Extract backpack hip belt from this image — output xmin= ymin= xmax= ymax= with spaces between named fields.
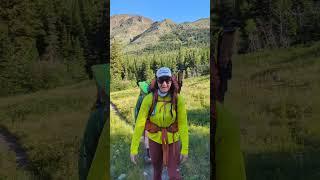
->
xmin=145 ymin=119 xmax=178 ymax=166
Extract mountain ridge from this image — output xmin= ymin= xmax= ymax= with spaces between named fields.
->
xmin=111 ymin=14 xmax=209 ymax=53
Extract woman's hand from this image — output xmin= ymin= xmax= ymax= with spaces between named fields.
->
xmin=180 ymin=154 xmax=188 ymax=164
xmin=130 ymin=154 xmax=137 ymax=165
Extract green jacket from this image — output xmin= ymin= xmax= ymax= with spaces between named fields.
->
xmin=79 ymin=108 xmax=106 ymax=180
xmin=86 ymin=112 xmax=109 ymax=180
xmin=215 ymin=102 xmax=246 ymax=180
xmin=78 ymin=64 xmax=109 ymax=180
xmin=131 ymin=93 xmax=189 ymax=155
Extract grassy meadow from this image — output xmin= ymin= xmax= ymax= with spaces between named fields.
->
xmin=110 ymin=76 xmax=210 ymax=180
xmin=110 ymin=110 xmax=145 ymax=179
xmin=225 ymin=42 xmax=320 ymax=179
xmin=0 ymin=80 xmax=97 ymax=179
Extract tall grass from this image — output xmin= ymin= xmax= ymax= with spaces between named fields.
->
xmin=225 ymin=42 xmax=320 ymax=179
xmin=0 ymin=80 xmax=96 ymax=179
xmin=110 ymin=110 xmax=145 ymax=179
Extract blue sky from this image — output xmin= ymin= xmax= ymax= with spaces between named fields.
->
xmin=110 ymin=0 xmax=210 ymax=23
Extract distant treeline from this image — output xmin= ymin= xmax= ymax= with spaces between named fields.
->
xmin=0 ymin=0 xmax=106 ymax=96
xmin=111 ymin=39 xmax=209 ymax=89
xmin=214 ymin=0 xmax=320 ymax=53
xmin=142 ymin=29 xmax=210 ymax=53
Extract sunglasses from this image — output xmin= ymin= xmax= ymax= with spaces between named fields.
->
xmin=157 ymin=77 xmax=172 ymax=84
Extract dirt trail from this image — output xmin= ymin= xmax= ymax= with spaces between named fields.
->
xmin=110 ymin=102 xmax=131 ymax=125
xmin=0 ymin=126 xmax=29 ymax=168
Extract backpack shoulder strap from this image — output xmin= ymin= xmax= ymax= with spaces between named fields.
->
xmin=148 ymin=90 xmax=158 ymax=119
xmin=174 ymin=94 xmax=178 ymax=122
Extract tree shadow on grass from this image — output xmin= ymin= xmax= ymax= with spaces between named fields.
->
xmin=245 ymin=149 xmax=320 ymax=180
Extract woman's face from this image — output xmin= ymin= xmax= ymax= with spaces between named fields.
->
xmin=157 ymin=76 xmax=172 ymax=93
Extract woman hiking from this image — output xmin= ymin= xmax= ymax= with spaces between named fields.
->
xmin=130 ymin=67 xmax=189 ymax=180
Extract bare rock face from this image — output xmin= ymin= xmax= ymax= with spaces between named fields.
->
xmin=111 ymin=14 xmax=209 ymax=53
xmin=111 ymin=14 xmax=153 ymax=44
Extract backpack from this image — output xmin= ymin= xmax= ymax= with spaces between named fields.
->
xmin=134 ymin=80 xmax=151 ymax=121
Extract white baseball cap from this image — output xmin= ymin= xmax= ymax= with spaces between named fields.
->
xmin=156 ymin=67 xmax=172 ymax=78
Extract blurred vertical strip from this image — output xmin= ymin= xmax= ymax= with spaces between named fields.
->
xmin=102 ymin=0 xmax=109 ymax=64
xmin=87 ymin=64 xmax=110 ymax=180
xmin=210 ymin=1 xmax=217 ymax=179
xmin=79 ymin=0 xmax=110 ymax=179
xmin=210 ymin=0 xmax=243 ymax=180
xmin=86 ymin=0 xmax=110 ymax=178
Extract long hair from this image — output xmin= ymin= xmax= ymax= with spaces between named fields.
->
xmin=149 ymin=75 xmax=179 ymax=117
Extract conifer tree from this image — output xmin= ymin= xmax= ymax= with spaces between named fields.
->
xmin=110 ymin=39 xmax=124 ymax=81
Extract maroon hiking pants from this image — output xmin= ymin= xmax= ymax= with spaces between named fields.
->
xmin=149 ymin=139 xmax=181 ymax=180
